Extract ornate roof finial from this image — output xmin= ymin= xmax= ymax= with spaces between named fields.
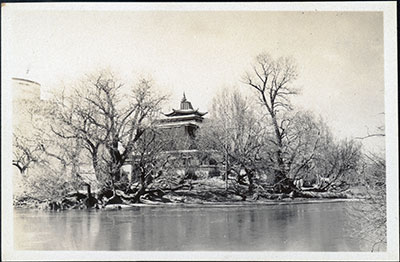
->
xmin=182 ymin=92 xmax=187 ymax=102
xmin=180 ymin=92 xmax=193 ymax=110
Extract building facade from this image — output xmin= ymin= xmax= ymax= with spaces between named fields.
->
xmin=127 ymin=94 xmax=221 ymax=182
xmin=12 ymin=77 xmax=42 ymax=133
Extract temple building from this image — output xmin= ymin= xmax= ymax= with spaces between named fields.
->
xmin=12 ymin=77 xmax=42 ymax=133
xmin=126 ymin=93 xmax=221 ymax=182
xmin=157 ymin=93 xmax=207 ymax=149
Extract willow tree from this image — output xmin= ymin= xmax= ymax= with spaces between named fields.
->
xmin=50 ymin=71 xmax=167 ymax=193
xmin=198 ymin=88 xmax=267 ymax=194
xmin=242 ymin=53 xmax=298 ymax=191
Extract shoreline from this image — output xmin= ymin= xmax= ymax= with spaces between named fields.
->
xmin=13 ymin=189 xmax=365 ymax=210
xmin=23 ymin=197 xmax=361 ymax=210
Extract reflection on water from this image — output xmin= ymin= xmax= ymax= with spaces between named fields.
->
xmin=14 ymin=202 xmax=368 ymax=251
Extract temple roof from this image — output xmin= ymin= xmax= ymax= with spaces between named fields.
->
xmin=163 ymin=93 xmax=208 ymax=117
xmin=163 ymin=108 xmax=207 ymax=117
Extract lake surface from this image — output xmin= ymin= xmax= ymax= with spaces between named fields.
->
xmin=14 ymin=202 xmax=370 ymax=251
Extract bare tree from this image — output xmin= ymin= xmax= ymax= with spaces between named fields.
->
xmin=50 ymin=71 xmax=167 ymax=194
xmin=355 ymin=119 xmax=385 ymax=140
xmin=345 ymin=151 xmax=386 ymax=251
xmin=347 ymin=127 xmax=386 ymax=251
xmin=20 ymin=138 xmax=86 ymax=202
xmin=242 ymin=53 xmax=298 ymax=191
xmin=12 ymin=129 xmax=91 ymax=206
xmin=12 ymin=133 xmax=44 ymax=175
xmin=198 ymin=88 xmax=267 ymax=195
xmin=12 ymin=96 xmax=49 ymax=176
xmin=118 ymin=126 xmax=200 ymax=203
xmin=282 ymin=112 xmax=330 ymax=185
xmin=127 ymin=128 xmax=172 ymax=202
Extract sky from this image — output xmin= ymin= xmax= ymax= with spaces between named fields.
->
xmin=3 ymin=4 xmax=388 ymax=153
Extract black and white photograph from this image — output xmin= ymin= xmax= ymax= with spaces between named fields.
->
xmin=1 ymin=2 xmax=398 ymax=261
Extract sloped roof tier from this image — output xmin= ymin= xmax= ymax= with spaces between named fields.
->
xmin=163 ymin=108 xmax=208 ymax=117
xmin=157 ymin=121 xmax=200 ymax=128
xmin=158 ymin=115 xmax=204 ymax=123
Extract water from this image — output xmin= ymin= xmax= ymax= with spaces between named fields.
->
xmin=14 ymin=202 xmax=368 ymax=251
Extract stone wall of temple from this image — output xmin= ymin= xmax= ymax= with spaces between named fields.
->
xmin=12 ymin=77 xmax=42 ymax=133
xmin=12 ymin=77 xmax=41 ymax=101
xmin=11 ymin=78 xmax=42 ymax=194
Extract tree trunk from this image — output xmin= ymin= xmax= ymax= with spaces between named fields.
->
xmin=271 ymin=115 xmax=287 ymax=192
xmin=86 ymin=183 xmax=91 ymax=198
xmin=130 ymin=169 xmax=147 ymax=203
xmin=132 ymin=186 xmax=146 ymax=203
xmin=92 ymin=151 xmax=102 ymax=181
xmin=111 ymin=179 xmax=116 ymax=197
xmin=245 ymin=168 xmax=254 ymax=193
